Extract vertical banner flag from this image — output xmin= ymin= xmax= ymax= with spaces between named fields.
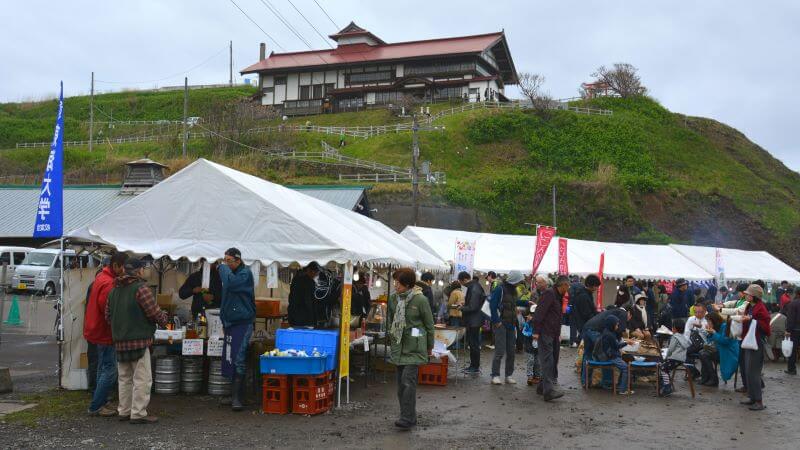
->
xmin=557 ymin=238 xmax=569 ymax=275
xmin=338 ymin=262 xmax=353 ymax=379
xmin=531 ymin=225 xmax=557 ymax=276
xmin=596 ymin=252 xmax=605 ymax=311
xmin=715 ymin=248 xmax=725 ymax=303
xmin=201 ymin=261 xmax=211 ymax=289
xmin=266 ymin=262 xmax=279 ymax=289
xmin=452 ymin=239 xmax=477 ymax=280
xmin=33 ymin=82 xmax=64 ymax=238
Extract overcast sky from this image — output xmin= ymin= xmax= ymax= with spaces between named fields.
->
xmin=1 ymin=0 xmax=798 ymax=171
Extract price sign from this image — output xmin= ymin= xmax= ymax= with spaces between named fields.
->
xmin=182 ymin=338 xmax=204 ymax=356
xmin=206 ymin=338 xmax=224 ymax=357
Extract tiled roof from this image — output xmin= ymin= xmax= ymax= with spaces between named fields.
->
xmin=241 ymin=32 xmax=505 ymax=73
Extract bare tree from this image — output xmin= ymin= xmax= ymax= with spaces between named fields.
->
xmin=518 ymin=72 xmax=554 ymax=115
xmin=591 ymin=63 xmax=647 ymax=98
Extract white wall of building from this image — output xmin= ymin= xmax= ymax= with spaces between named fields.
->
xmin=286 ymin=73 xmax=299 ymax=101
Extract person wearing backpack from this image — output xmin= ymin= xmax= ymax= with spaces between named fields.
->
xmin=488 ymin=270 xmax=525 ymax=385
xmin=594 ymin=314 xmax=634 ymax=394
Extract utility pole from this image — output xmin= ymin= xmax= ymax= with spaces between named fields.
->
xmin=89 ymin=71 xmax=94 ymax=152
xmin=182 ymin=77 xmax=188 ymax=157
xmin=229 ymin=40 xmax=233 ymax=87
xmin=411 ymin=115 xmax=420 ymax=226
xmin=552 ymin=184 xmax=557 ymax=228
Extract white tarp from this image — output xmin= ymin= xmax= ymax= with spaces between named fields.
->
xmin=402 ymin=226 xmax=716 ymax=281
xmin=670 ymin=244 xmax=800 ymax=284
xmin=68 ymin=159 xmax=447 ymax=272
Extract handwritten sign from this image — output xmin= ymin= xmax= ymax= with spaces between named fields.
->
xmin=182 ymin=338 xmax=204 ymax=356
xmin=452 ymin=239 xmax=476 ymax=280
xmin=206 ymin=338 xmax=224 ymax=357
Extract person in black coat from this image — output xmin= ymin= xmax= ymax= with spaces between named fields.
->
xmin=288 ymin=262 xmax=320 ymax=327
xmin=351 ymin=274 xmax=372 ymax=320
xmin=178 ymin=263 xmax=222 ymax=317
xmin=570 ymin=275 xmax=601 ymax=341
xmin=459 ymin=271 xmax=486 ymax=373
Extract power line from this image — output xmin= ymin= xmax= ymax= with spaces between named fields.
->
xmin=95 ymin=45 xmax=229 ymax=85
xmin=286 ymin=0 xmax=334 ymax=49
xmin=228 ymin=0 xmax=286 ymax=51
xmin=313 ymin=0 xmax=339 ymax=30
xmin=258 ymin=0 xmax=313 ymax=49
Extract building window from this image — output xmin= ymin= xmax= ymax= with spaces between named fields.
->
xmin=405 ymin=60 xmax=476 ymax=77
xmin=346 ymin=71 xmax=393 ymax=85
xmin=338 ymin=96 xmax=364 ymax=110
xmin=313 ymin=84 xmax=323 ymax=99
xmin=299 ymin=85 xmax=310 ymax=100
xmin=274 ymin=76 xmax=287 ymax=85
xmin=324 ymin=83 xmax=335 ymax=96
xmin=374 ymin=91 xmax=400 ymax=104
xmin=434 ymin=86 xmax=464 ymax=99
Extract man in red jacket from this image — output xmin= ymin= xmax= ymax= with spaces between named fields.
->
xmin=533 ymin=275 xmax=570 ymax=401
xmin=84 ymin=251 xmax=128 ymax=416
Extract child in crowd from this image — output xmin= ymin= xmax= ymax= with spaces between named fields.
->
xmin=596 ymin=314 xmax=633 ymax=394
xmin=659 ymin=318 xmax=690 ymax=397
xmin=523 ymin=305 xmax=541 ymax=385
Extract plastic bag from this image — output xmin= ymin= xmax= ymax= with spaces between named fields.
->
xmin=730 ymin=319 xmax=743 ymax=339
xmin=783 ymin=336 xmax=794 ymax=358
xmin=741 ymin=319 xmax=758 ymax=350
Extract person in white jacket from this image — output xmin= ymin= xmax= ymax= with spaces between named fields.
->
xmin=715 ymin=283 xmax=749 ymax=318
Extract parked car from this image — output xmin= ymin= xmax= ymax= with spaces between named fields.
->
xmin=10 ymin=249 xmax=98 ymax=296
xmin=1 ymin=246 xmax=35 ymax=288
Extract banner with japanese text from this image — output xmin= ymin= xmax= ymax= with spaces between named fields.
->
xmin=596 ymin=252 xmax=605 ymax=311
xmin=33 ymin=82 xmax=64 ymax=238
xmin=557 ymin=238 xmax=569 ymax=275
xmin=452 ymin=239 xmax=476 ymax=280
xmin=338 ymin=262 xmax=353 ymax=379
xmin=531 ymin=225 xmax=556 ymax=275
xmin=715 ymin=248 xmax=725 ymax=302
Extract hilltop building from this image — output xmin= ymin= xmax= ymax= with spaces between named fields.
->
xmin=241 ymin=22 xmax=518 ymax=115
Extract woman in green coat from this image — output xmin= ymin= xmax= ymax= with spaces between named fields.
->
xmin=387 ymin=267 xmax=435 ymax=429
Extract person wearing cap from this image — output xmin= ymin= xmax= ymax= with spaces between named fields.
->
xmin=533 ymin=276 xmax=570 ymax=401
xmin=715 ymin=283 xmax=750 ymax=318
xmin=669 ymin=278 xmax=693 ymax=319
xmin=488 ymin=270 xmax=525 ymax=385
xmin=740 ymin=284 xmax=771 ymax=411
xmin=218 ymin=247 xmax=256 ymax=412
xmin=105 ymin=257 xmax=167 ymax=424
xmin=85 ymin=251 xmax=128 ymax=417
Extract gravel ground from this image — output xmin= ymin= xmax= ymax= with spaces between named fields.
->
xmin=1 ymin=337 xmax=798 ymax=449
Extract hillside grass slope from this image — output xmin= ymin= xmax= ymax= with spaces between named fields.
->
xmin=1 ymin=89 xmax=798 ymax=267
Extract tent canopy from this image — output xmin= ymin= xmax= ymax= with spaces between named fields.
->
xmin=68 ymin=159 xmax=448 ymax=272
xmin=670 ymin=244 xmax=800 ymax=284
xmin=401 ymin=226 xmax=750 ymax=281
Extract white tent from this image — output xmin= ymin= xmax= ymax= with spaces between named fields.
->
xmin=402 ymin=226 xmax=715 ymax=281
xmin=67 ymin=159 xmax=447 ymax=272
xmin=670 ymin=244 xmax=800 ymax=284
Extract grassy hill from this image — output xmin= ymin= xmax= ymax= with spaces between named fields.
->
xmin=1 ymin=88 xmax=798 ymax=267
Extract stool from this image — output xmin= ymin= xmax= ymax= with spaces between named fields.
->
xmin=583 ymin=360 xmax=621 ymax=395
xmin=628 ymin=361 xmax=660 ymax=396
xmin=668 ymin=363 xmax=696 ymax=398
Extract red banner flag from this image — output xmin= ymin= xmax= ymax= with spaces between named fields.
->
xmin=531 ymin=225 xmax=556 ymax=276
xmin=557 ymin=238 xmax=568 ymax=275
xmin=596 ymin=252 xmax=605 ymax=311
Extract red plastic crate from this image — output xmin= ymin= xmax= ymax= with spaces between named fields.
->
xmin=418 ymin=355 xmax=448 ymax=386
xmin=262 ymin=375 xmax=290 ymax=415
xmin=292 ymin=371 xmax=334 ymax=415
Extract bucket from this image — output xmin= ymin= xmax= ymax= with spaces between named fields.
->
xmin=207 ymin=358 xmax=231 ymax=396
xmin=154 ymin=355 xmax=181 ymax=394
xmin=181 ymin=356 xmax=203 ymax=394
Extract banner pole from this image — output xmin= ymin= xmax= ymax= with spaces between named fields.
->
xmin=57 ymin=237 xmax=64 ymax=389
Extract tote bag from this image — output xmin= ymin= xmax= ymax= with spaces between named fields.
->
xmin=782 ymin=336 xmax=794 ymax=358
xmin=741 ymin=319 xmax=758 ymax=350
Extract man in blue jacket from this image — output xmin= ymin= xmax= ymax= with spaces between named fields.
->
xmin=670 ymin=278 xmax=693 ymax=319
xmin=218 ymin=247 xmax=256 ymax=412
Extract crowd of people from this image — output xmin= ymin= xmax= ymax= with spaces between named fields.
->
xmin=81 ymin=250 xmax=799 ymax=428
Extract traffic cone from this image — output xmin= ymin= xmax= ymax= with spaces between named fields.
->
xmin=3 ymin=295 xmax=23 ymax=326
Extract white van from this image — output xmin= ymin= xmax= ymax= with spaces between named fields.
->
xmin=0 ymin=246 xmax=35 ymax=287
xmin=10 ymin=249 xmax=98 ymax=296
